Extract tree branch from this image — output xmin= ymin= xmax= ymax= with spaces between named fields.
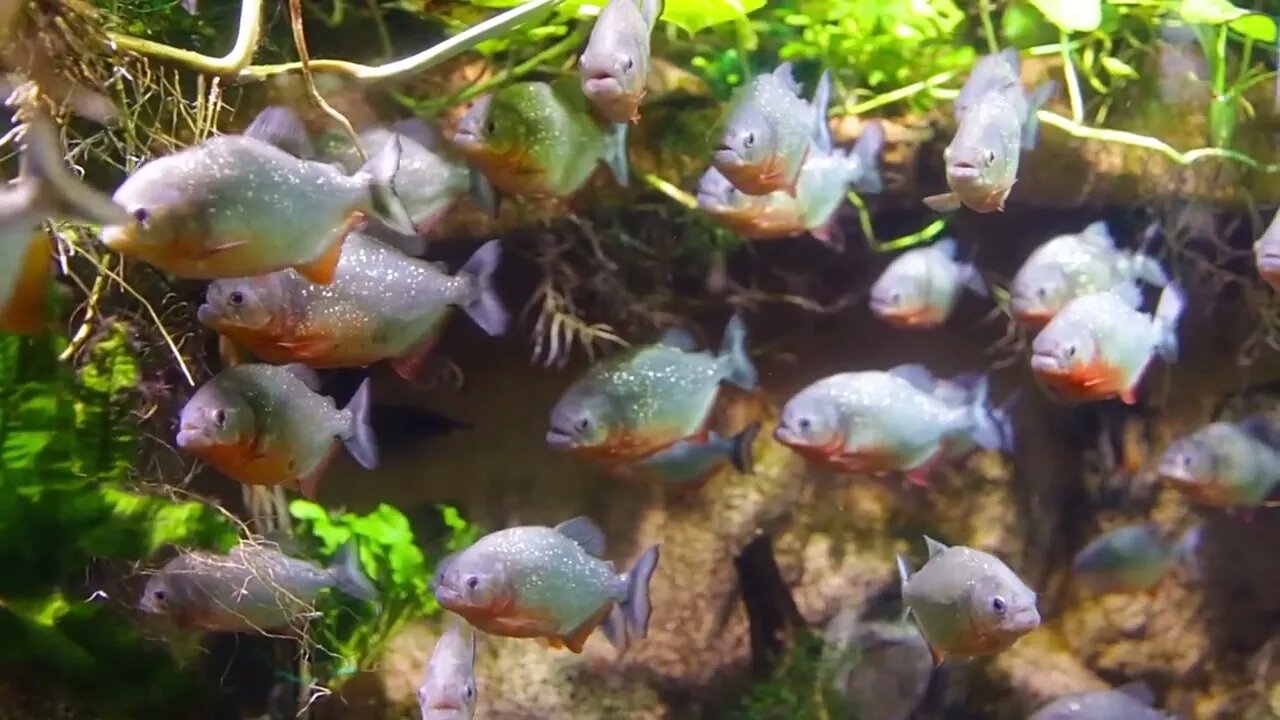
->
xmin=108 ymin=0 xmax=264 ymax=75
xmin=235 ymin=0 xmax=568 ymax=84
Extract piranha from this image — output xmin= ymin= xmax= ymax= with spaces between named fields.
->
xmin=1029 ymin=683 xmax=1173 ymax=720
xmin=546 ymin=315 xmax=757 ymax=463
xmin=1011 ymin=220 xmax=1168 ymax=328
xmin=869 ymin=238 xmax=988 ymax=329
xmin=628 ymin=421 xmax=760 ymax=486
xmin=896 ymin=536 xmax=1040 ymax=664
xmin=452 ymin=80 xmax=629 ymax=199
xmin=578 ymin=0 xmax=663 ymax=124
xmin=100 ymin=105 xmax=415 ymax=283
xmin=417 ymin=619 xmax=479 ymax=720
xmin=773 ymin=366 xmax=1009 ymax=487
xmin=352 ymin=121 xmax=479 ymax=236
xmin=1157 ymin=418 xmax=1280 ymax=509
xmin=139 ymin=539 xmax=378 ymax=632
xmin=923 ymin=49 xmax=1054 ymax=214
xmin=433 ymin=516 xmax=660 ymax=653
xmin=1071 ymin=523 xmax=1200 ymax=597
xmin=822 ymin=614 xmax=933 ymax=720
xmin=713 ymin=64 xmax=831 ymax=197
xmin=175 ymin=363 xmax=377 ymax=498
xmin=1029 ymin=284 xmax=1184 ymax=404
xmin=1253 ymin=209 xmax=1280 ymax=291
xmin=197 ymin=234 xmax=507 ymax=381
xmin=1 ymin=109 xmax=130 ymax=334
xmin=697 ymin=121 xmax=884 ymax=244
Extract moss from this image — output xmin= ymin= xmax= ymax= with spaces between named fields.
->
xmin=728 ymin=632 xmax=857 ymax=720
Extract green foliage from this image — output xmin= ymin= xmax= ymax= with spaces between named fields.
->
xmin=1029 ymin=0 xmax=1102 ymax=33
xmin=756 ymin=0 xmax=975 ymax=108
xmin=288 ymin=499 xmax=481 ymax=686
xmin=1180 ymin=0 xmax=1277 ymax=42
xmin=0 ymin=326 xmax=237 ymax=716
xmin=728 ymin=632 xmax=856 ymax=720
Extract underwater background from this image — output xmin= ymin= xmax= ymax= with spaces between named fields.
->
xmin=1 ymin=0 xmax=1280 ymax=718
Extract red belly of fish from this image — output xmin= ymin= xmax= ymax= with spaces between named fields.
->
xmin=194 ymin=440 xmax=308 ymax=487
xmin=1034 ymin=358 xmax=1125 ymax=402
xmin=878 ymin=305 xmax=947 ymax=329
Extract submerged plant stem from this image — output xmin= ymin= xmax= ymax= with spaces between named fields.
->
xmin=288 ymin=0 xmax=364 ymax=160
xmin=237 ymin=0 xmax=567 ymax=83
xmin=643 ymin=173 xmax=698 ymax=210
xmin=1035 ymin=110 xmax=1280 ymax=171
xmin=109 ymin=0 xmax=263 ymax=74
xmin=1060 ymin=31 xmax=1084 ymax=124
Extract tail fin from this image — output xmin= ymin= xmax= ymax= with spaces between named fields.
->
xmin=729 ymin=422 xmax=761 ymax=474
xmin=1127 ymin=251 xmax=1170 ymax=288
xmin=458 ymin=239 xmax=509 ymax=336
xmin=957 ymin=262 xmax=989 ymax=298
xmin=20 ymin=112 xmax=130 ymax=226
xmin=603 ymin=545 xmax=661 ymax=651
xmin=965 ymin=375 xmax=1009 ymax=451
xmin=329 ymin=538 xmax=379 ymax=602
xmin=1021 ymin=81 xmax=1056 ymax=151
xmin=360 ymin=135 xmax=416 ymax=235
xmin=848 ymin=120 xmax=884 ymax=194
xmin=603 ymin=122 xmax=630 ymax=187
xmin=342 ymin=378 xmax=380 ymax=470
xmin=717 ymin=312 xmax=757 ymax=390
xmin=811 ymin=70 xmax=834 ymax=152
xmin=1152 ymin=283 xmax=1185 ymax=362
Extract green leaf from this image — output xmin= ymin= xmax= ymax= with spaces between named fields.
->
xmin=662 ymin=0 xmax=764 ymax=34
xmin=1180 ymin=0 xmax=1277 ymax=42
xmin=1029 ymin=0 xmax=1101 ymax=33
xmin=1100 ymin=56 xmax=1139 ymax=79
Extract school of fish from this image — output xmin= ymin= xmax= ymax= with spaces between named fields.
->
xmin=3 ymin=2 xmax=1274 ymax=716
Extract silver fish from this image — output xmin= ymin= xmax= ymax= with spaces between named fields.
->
xmin=139 ymin=539 xmax=377 ymax=632
xmin=896 ymin=536 xmax=1040 ymax=663
xmin=869 ymin=238 xmax=988 ymax=329
xmin=1030 ymin=683 xmax=1173 ymax=720
xmin=417 ymin=618 xmax=479 ymax=720
xmin=579 ymin=0 xmax=663 ymax=123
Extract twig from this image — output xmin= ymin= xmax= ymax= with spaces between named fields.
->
xmin=58 ymin=255 xmax=112 ymax=363
xmin=287 ymin=0 xmax=364 ymax=161
xmin=109 ymin=0 xmax=263 ymax=75
xmin=1059 ymin=31 xmax=1085 ymax=124
xmin=236 ymin=0 xmax=568 ymax=83
xmin=642 ymin=172 xmax=698 ymax=210
xmin=978 ymin=0 xmax=999 ymax=54
xmin=401 ymin=27 xmax=585 ymax=114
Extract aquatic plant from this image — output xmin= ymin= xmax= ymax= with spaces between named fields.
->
xmin=728 ymin=631 xmax=856 ymax=720
xmin=0 ymin=325 xmax=237 ymax=715
xmin=288 ymin=499 xmax=481 ymax=688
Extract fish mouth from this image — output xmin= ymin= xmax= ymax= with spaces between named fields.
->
xmin=450 ymin=130 xmax=480 ymax=151
xmin=1008 ymin=606 xmax=1042 ymax=632
xmin=711 ymin=147 xmax=743 ymax=167
xmin=195 ymin=304 xmax=220 ymax=326
xmin=432 ymin=585 xmax=464 ymax=610
xmin=1029 ymin=352 xmax=1066 ymax=374
xmin=772 ymin=425 xmax=807 ymax=448
xmin=545 ymin=427 xmax=577 ymax=448
xmin=583 ymin=75 xmax=624 ymax=98
xmin=98 ymin=223 xmax=138 ymax=252
xmin=1257 ymin=252 xmax=1280 ymax=273
xmin=947 ymin=161 xmax=981 ymax=181
xmin=175 ymin=425 xmax=210 ymax=450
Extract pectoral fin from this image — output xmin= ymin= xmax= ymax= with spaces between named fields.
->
xmin=296 ymin=237 xmax=345 ymax=285
xmin=923 ymin=193 xmax=962 ymax=213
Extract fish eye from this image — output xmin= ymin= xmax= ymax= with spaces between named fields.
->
xmin=464 ymin=684 xmax=476 ymax=700
xmin=744 ymin=132 xmax=756 ymax=148
xmin=983 ymin=149 xmax=996 ymax=164
xmin=991 ymin=596 xmax=1006 ymax=613
xmin=212 ymin=408 xmax=228 ymax=428
xmin=1036 ymin=287 xmax=1047 ymax=299
xmin=624 ymin=57 xmax=634 ymax=72
xmin=132 ymin=207 xmax=150 ymax=225
xmin=1065 ymin=344 xmax=1077 ymax=359
xmin=891 ymin=292 xmax=902 ymax=305
xmin=153 ymin=590 xmax=166 ymax=601
xmin=798 ymin=418 xmax=812 ymax=431
xmin=228 ymin=291 xmax=245 ymax=306
xmin=486 ymin=120 xmax=497 ymax=134
xmin=466 ymin=575 xmax=480 ymax=590
xmin=574 ymin=417 xmax=590 ymax=432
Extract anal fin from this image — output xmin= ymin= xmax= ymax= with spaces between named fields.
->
xmin=389 ymin=329 xmax=445 ymax=381
xmin=0 ymin=233 xmax=52 ymax=335
xmin=296 ymin=236 xmax=347 ymax=285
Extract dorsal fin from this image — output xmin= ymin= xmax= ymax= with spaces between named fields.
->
xmin=281 ymin=363 xmax=323 ymax=392
xmin=923 ymin=536 xmax=949 ymax=559
xmin=390 ymin=118 xmax=441 ymax=151
xmin=555 ymin=517 xmax=607 ymax=558
xmin=1079 ymin=220 xmax=1116 ymax=249
xmin=243 ymin=106 xmax=315 ymax=159
xmin=657 ymin=327 xmax=698 ymax=351
xmin=1237 ymin=414 xmax=1280 ymax=447
xmin=1115 ymin=682 xmax=1155 ymax=706
xmin=932 ymin=237 xmax=958 ymax=258
xmin=772 ymin=62 xmax=801 ymax=95
xmin=887 ymin=364 xmax=936 ymax=393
